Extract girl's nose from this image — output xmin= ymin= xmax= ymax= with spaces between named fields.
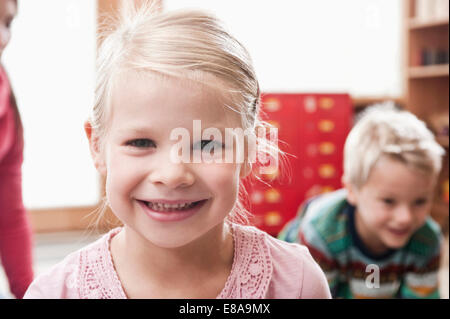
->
xmin=148 ymin=160 xmax=195 ymax=189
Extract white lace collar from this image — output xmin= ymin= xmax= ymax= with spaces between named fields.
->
xmin=77 ymin=224 xmax=273 ymax=299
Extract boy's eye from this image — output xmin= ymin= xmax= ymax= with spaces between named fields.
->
xmin=382 ymin=198 xmax=395 ymax=205
xmin=414 ymin=198 xmax=428 ymax=206
xmin=126 ymin=139 xmax=156 ymax=148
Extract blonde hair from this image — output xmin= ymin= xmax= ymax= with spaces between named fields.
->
xmin=89 ymin=0 xmax=283 ymax=226
xmin=343 ymin=102 xmax=445 ymax=189
xmin=94 ymin=1 xmax=260 ymax=140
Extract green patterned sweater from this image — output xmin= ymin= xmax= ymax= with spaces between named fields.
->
xmin=278 ymin=189 xmax=442 ymax=299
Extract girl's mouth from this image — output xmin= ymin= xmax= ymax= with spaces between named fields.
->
xmin=142 ymin=200 xmax=205 ymax=212
xmin=137 ymin=199 xmax=208 ymax=222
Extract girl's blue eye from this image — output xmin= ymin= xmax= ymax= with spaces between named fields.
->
xmin=194 ymin=140 xmax=223 ymax=151
xmin=126 ymin=139 xmax=156 ymax=148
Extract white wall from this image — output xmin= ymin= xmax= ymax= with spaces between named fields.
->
xmin=165 ymin=0 xmax=403 ymax=97
xmin=2 ymin=0 xmax=99 ymax=209
xmin=2 ymin=0 xmax=403 ymax=209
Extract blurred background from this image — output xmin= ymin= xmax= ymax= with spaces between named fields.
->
xmin=0 ymin=0 xmax=448 ymax=298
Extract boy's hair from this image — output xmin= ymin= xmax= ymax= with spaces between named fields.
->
xmin=343 ymin=102 xmax=445 ymax=189
xmin=90 ymin=0 xmax=283 ymax=226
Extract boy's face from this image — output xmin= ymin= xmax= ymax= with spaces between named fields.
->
xmin=88 ymin=71 xmax=247 ymax=249
xmin=346 ymin=156 xmax=436 ymax=255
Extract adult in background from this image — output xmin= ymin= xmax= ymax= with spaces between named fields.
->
xmin=0 ymin=0 xmax=33 ymax=299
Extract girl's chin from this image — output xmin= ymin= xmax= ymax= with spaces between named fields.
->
xmin=134 ymin=219 xmax=229 ymax=249
xmin=140 ymin=231 xmax=208 ymax=249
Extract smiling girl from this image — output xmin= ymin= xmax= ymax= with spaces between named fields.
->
xmin=24 ymin=1 xmax=330 ymax=299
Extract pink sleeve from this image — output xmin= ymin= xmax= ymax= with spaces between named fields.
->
xmin=298 ymin=246 xmax=332 ymax=299
xmin=24 ymin=252 xmax=80 ymax=299
xmin=0 ymin=114 xmax=34 ymax=299
xmin=268 ymin=238 xmax=331 ymax=299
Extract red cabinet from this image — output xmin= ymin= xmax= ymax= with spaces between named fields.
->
xmin=244 ymin=93 xmax=353 ymax=236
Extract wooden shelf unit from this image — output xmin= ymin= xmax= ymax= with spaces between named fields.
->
xmin=409 ymin=17 xmax=449 ymax=30
xmin=409 ymin=64 xmax=449 ymax=78
xmin=404 ymin=0 xmax=449 ymax=233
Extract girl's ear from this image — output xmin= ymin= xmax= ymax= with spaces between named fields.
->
xmin=84 ymin=121 xmax=107 ymax=176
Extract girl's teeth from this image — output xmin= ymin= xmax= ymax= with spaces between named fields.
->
xmin=146 ymin=201 xmax=198 ymax=211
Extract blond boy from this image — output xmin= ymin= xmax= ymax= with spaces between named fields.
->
xmin=279 ymin=103 xmax=445 ymax=298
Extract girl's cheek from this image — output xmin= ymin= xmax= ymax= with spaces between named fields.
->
xmin=105 ymin=150 xmax=140 ymax=193
xmin=198 ymin=163 xmax=240 ymax=190
xmin=203 ymin=162 xmax=239 ymax=179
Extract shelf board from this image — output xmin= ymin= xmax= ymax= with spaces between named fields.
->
xmin=409 ymin=17 xmax=449 ymax=30
xmin=409 ymin=64 xmax=449 ymax=78
xmin=352 ymin=96 xmax=404 ymax=109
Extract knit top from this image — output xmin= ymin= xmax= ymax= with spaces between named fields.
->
xmin=24 ymin=223 xmax=331 ymax=299
xmin=279 ymin=189 xmax=442 ymax=299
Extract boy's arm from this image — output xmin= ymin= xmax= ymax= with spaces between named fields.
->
xmin=399 ymin=251 xmax=441 ymax=299
xmin=399 ymin=226 xmax=442 ymax=299
xmin=278 ymin=201 xmax=311 ymax=243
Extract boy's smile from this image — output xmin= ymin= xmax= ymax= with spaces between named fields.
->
xmin=347 ymin=156 xmax=436 ymax=255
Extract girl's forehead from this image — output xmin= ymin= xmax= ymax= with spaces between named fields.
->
xmin=115 ymin=69 xmax=231 ymax=95
xmin=109 ymin=70 xmax=242 ymax=128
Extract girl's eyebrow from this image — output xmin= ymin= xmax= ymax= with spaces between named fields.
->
xmin=116 ymin=123 xmax=231 ymax=137
xmin=117 ymin=127 xmax=155 ymax=135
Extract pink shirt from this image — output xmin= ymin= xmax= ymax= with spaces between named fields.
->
xmin=0 ymin=65 xmax=34 ymax=299
xmin=24 ymin=223 xmax=331 ymax=299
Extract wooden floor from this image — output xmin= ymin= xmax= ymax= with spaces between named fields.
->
xmin=1 ymin=231 xmax=449 ymax=299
